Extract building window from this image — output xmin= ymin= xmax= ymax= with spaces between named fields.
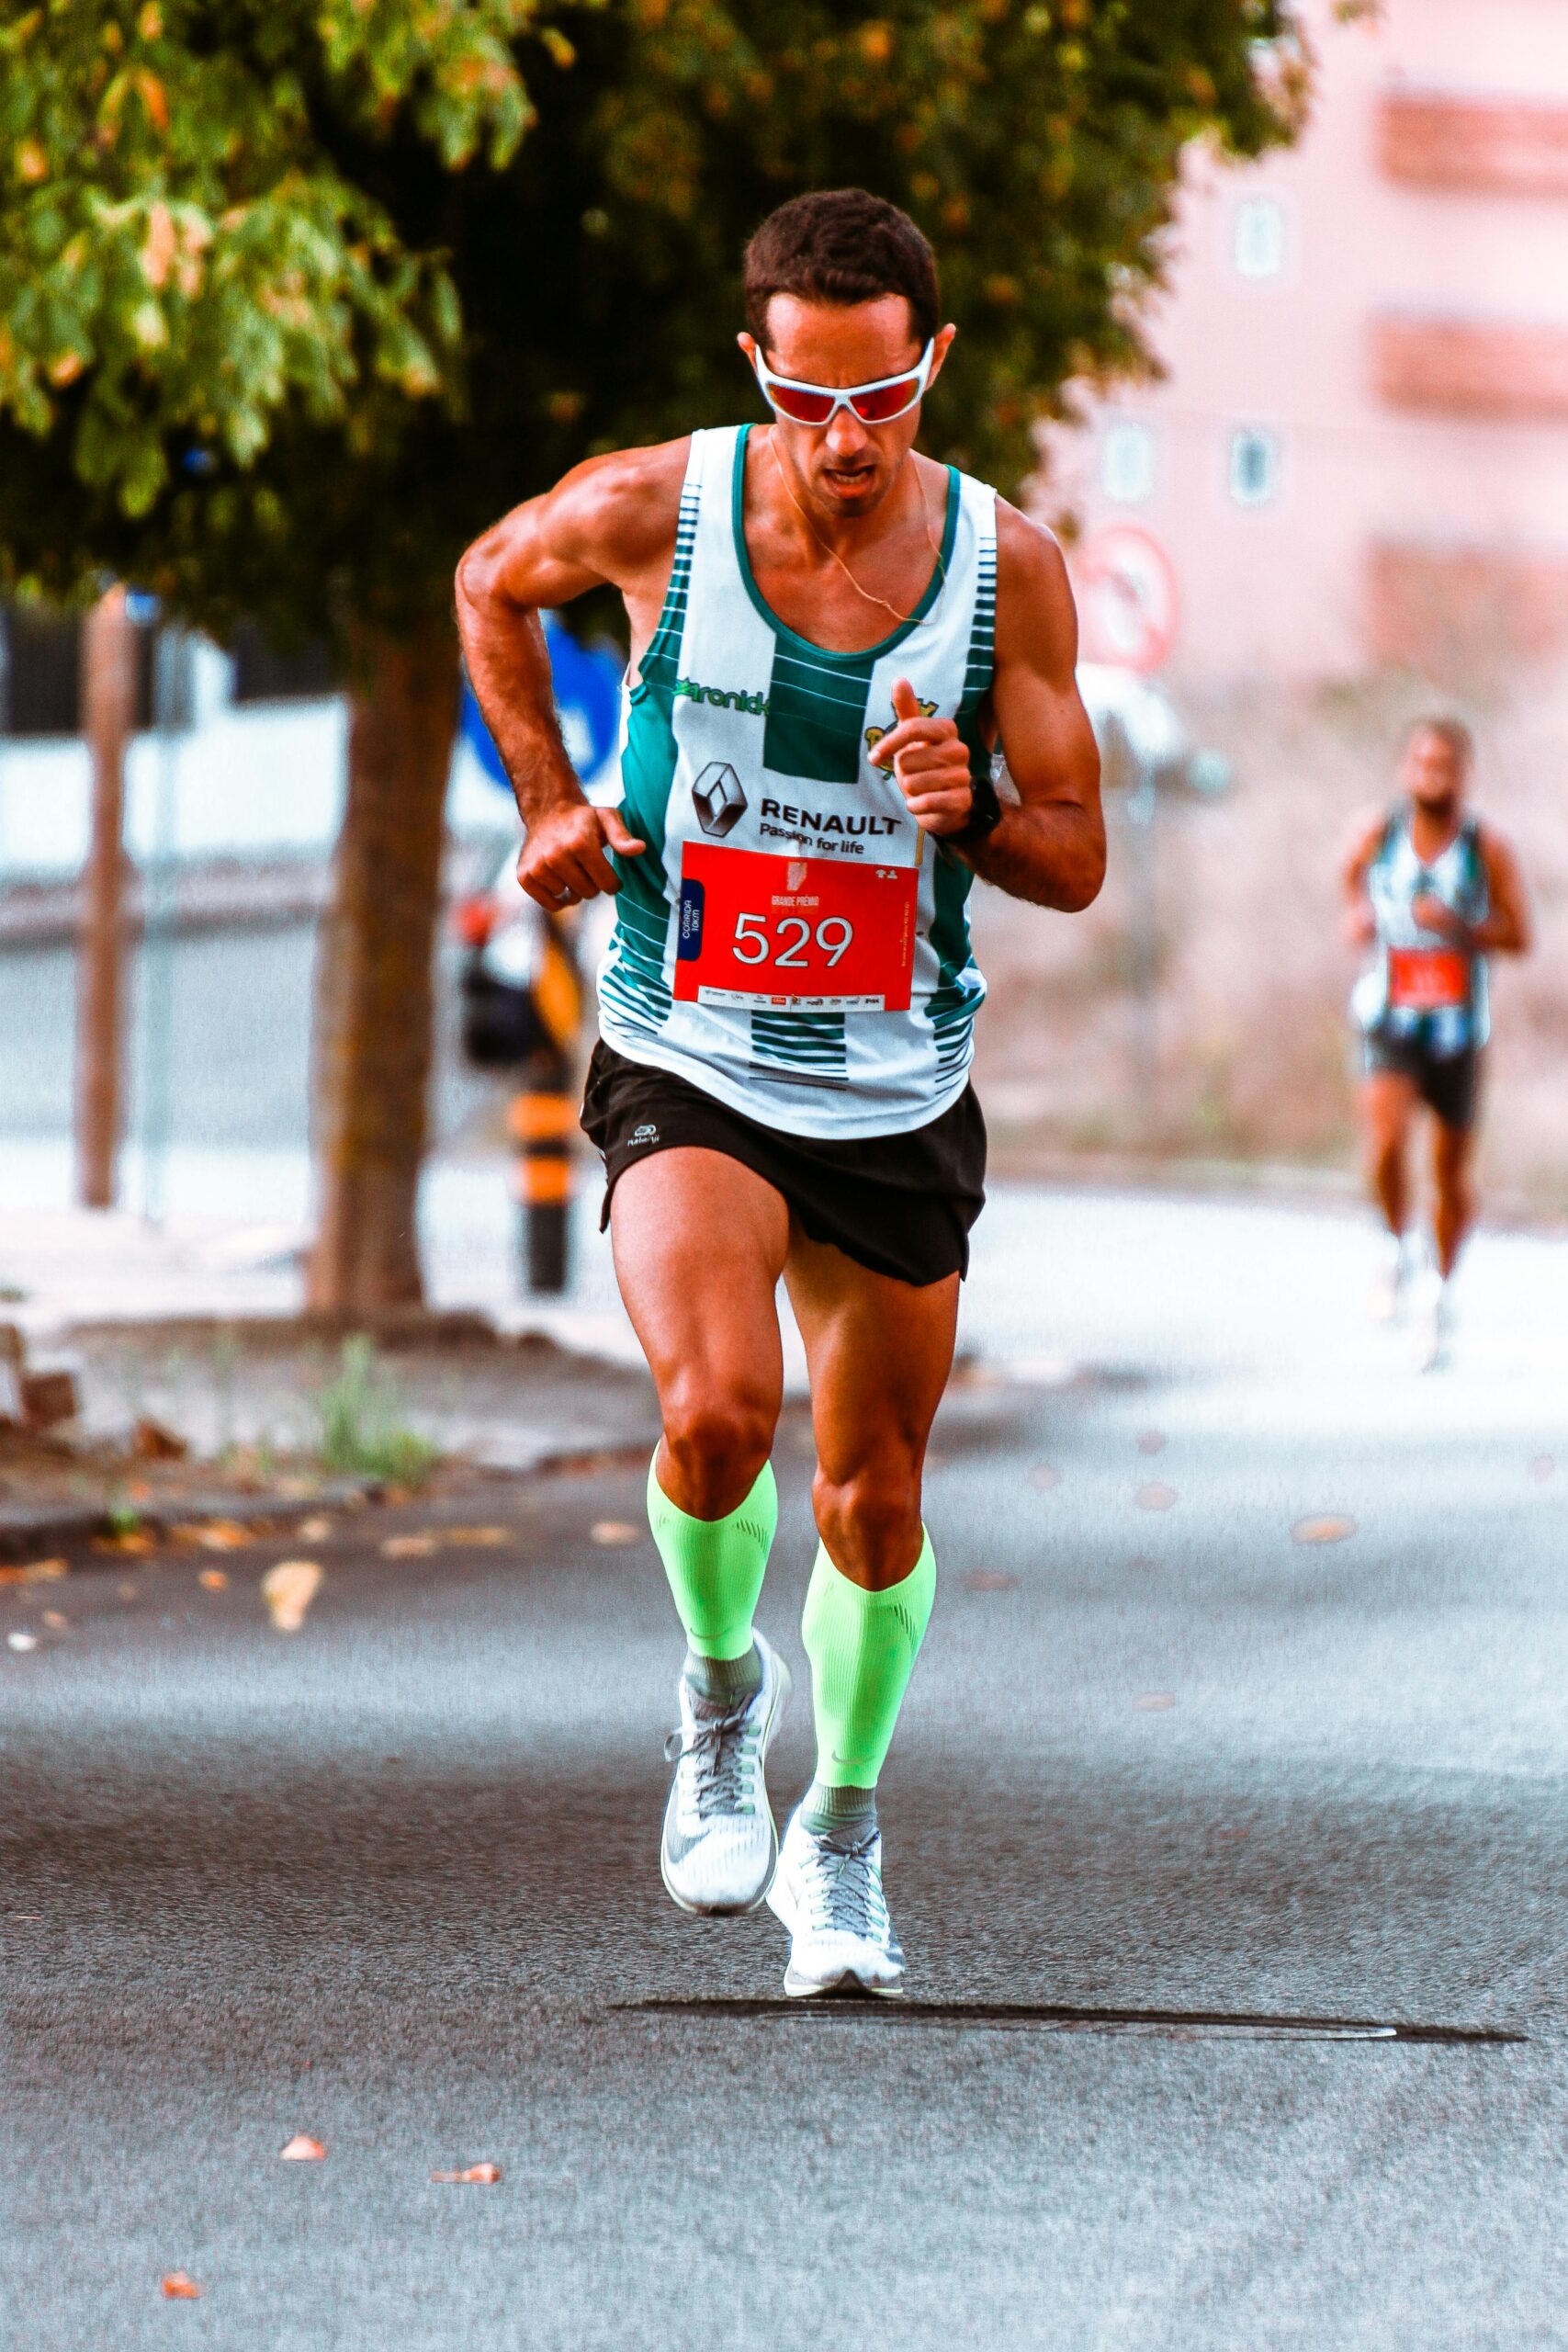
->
xmin=1228 ymin=427 xmax=1280 ymax=507
xmin=1100 ymin=419 xmax=1156 ymax=505
xmin=1234 ymin=196 xmax=1286 ymax=280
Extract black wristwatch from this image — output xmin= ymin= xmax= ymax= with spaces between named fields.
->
xmin=950 ymin=765 xmax=1004 ymax=856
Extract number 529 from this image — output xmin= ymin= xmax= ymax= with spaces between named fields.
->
xmin=732 ymin=912 xmax=854 ymax=969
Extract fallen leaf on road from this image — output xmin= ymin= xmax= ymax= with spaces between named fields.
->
xmin=7 ymin=1631 xmax=38 ymax=1652
xmin=279 ymin=2133 xmax=326 ymax=2161
xmin=0 ymin=1557 xmax=66 ymax=1586
xmin=446 ymin=1526 xmax=512 ymax=1547
xmin=380 ymin=1533 xmax=438 ymax=1559
xmin=1136 ymin=1430 xmax=1167 ymax=1455
xmin=161 ymin=2272 xmax=201 ymax=2300
xmin=198 ymin=1568 xmax=229 ymax=1591
xmin=1135 ymin=1692 xmax=1177 ymax=1711
xmin=1529 ymin=1454 xmax=1554 ymax=1482
xmin=40 ymin=1610 xmax=68 ymax=1630
xmin=299 ymin=1516 xmax=333 ymax=1544
xmin=431 ymin=2162 xmax=502 ymax=2185
xmin=1135 ymin=1484 xmax=1178 ymax=1511
xmin=1291 ymin=1514 xmax=1357 ymax=1545
xmin=591 ymin=1521 xmax=640 ymax=1546
xmin=963 ymin=1570 xmax=1018 ymax=1593
xmin=262 ymin=1562 xmax=321 ymax=1634
xmin=1028 ymin=1464 xmax=1060 ymax=1490
xmin=93 ymin=1530 xmax=154 ymax=1554
xmin=194 ymin=1521 xmax=254 ymax=1553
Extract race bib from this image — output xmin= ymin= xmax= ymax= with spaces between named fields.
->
xmin=674 ymin=840 xmax=918 ymax=1012
xmin=1387 ymin=946 xmax=1470 ymax=1012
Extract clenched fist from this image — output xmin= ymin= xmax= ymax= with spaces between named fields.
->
xmin=868 ymin=675 xmax=974 ymax=837
xmin=518 ymin=800 xmax=645 ymax=909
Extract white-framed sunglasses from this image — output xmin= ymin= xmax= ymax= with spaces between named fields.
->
xmin=750 ymin=339 xmax=935 ymax=427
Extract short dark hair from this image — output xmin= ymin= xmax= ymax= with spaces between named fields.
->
xmin=1408 ymin=715 xmax=1474 ymax=771
xmin=743 ymin=189 xmax=939 ymax=353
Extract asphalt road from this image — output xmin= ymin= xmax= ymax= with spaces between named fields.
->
xmin=6 ymin=1338 xmax=1568 ymax=2349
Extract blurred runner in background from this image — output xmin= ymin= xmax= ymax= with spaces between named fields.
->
xmin=457 ymin=189 xmax=1102 ymax=1996
xmin=1343 ymin=718 xmax=1531 ymax=1368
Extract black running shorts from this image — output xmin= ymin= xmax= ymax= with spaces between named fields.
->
xmin=581 ymin=1040 xmax=987 ymax=1287
xmin=1362 ymin=1031 xmax=1481 ymax=1132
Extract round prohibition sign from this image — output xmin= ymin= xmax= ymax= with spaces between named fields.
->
xmin=1077 ymin=524 xmax=1179 ymax=674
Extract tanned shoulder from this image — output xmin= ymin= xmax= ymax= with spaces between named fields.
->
xmin=992 ymin=499 xmax=1078 ymax=677
xmin=542 ymin=435 xmax=692 ymax=590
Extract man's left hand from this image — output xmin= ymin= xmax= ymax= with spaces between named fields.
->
xmin=870 ymin=676 xmax=974 ymax=837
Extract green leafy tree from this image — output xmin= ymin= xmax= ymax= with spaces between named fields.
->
xmin=0 ymin=0 xmax=1303 ymax=1307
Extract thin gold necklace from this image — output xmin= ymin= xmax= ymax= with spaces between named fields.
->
xmin=767 ymin=432 xmax=947 ymax=629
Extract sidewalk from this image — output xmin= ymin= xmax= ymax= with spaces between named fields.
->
xmin=8 ymin=1137 xmax=1568 ymax=1448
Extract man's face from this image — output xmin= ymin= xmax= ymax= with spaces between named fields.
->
xmin=1401 ymin=728 xmax=1468 ymax=815
xmin=739 ymin=294 xmax=953 ymax=522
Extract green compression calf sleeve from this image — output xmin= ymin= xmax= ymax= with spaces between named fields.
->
xmin=647 ymin=1452 xmax=777 ymax=1662
xmin=802 ymin=1530 xmax=936 ymax=1789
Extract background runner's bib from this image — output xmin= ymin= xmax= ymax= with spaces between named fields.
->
xmin=596 ymin=424 xmax=996 ymax=1140
xmin=1350 ymin=803 xmax=1489 ymax=1056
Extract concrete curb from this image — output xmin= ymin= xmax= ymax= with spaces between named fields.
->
xmin=0 ymin=1477 xmax=385 ymax=1564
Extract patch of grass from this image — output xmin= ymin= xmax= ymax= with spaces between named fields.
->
xmin=315 ymin=1337 xmax=438 ymax=1487
xmin=107 ymin=1499 xmax=142 ymax=1537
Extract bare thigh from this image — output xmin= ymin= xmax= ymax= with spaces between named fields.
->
xmin=784 ymin=1224 xmax=960 ymax=1590
xmin=610 ymin=1147 xmax=790 ymax=1518
xmin=1360 ymin=1069 xmax=1417 ymax=1157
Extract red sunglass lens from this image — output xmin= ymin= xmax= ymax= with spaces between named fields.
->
xmin=852 ymin=376 xmax=920 ymax=422
xmin=768 ymin=383 xmax=837 ymax=424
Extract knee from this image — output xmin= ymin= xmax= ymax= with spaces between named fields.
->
xmin=814 ymin=1453 xmax=923 ymax=1590
xmin=661 ymin=1388 xmax=774 ymax=1517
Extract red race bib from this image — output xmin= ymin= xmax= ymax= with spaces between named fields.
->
xmin=1387 ymin=946 xmax=1470 ymax=1012
xmin=674 ymin=841 xmax=918 ymax=1012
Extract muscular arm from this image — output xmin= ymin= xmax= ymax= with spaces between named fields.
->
xmin=968 ymin=503 xmax=1104 ymax=910
xmin=1473 ymin=830 xmax=1531 ymax=954
xmin=1341 ymin=807 xmax=1386 ymax=947
xmin=454 ymin=440 xmax=687 ymax=904
xmin=868 ymin=503 xmax=1103 ymax=909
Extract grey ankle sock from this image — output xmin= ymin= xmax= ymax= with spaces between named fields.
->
xmin=800 ymin=1780 xmax=878 ymax=1840
xmin=683 ymin=1644 xmax=761 ymax=1707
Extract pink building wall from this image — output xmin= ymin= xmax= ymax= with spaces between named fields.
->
xmin=1043 ymin=0 xmax=1568 ymax=684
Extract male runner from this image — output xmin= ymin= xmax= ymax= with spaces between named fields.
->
xmin=457 ymin=189 xmax=1102 ymax=1994
xmin=1343 ymin=718 xmax=1530 ymax=1366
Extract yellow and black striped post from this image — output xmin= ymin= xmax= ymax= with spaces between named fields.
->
xmin=511 ymin=910 xmax=581 ymax=1294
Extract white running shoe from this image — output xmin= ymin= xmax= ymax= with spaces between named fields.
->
xmin=767 ymin=1808 xmax=906 ymax=1998
xmin=1412 ymin=1265 xmax=1450 ymax=1373
xmin=660 ymin=1633 xmax=791 ymax=1916
xmin=1370 ymin=1232 xmax=1409 ymax=1326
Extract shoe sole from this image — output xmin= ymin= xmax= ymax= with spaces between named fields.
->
xmin=766 ymin=1871 xmax=904 ymax=1998
xmin=660 ymin=1648 xmax=792 ymax=1918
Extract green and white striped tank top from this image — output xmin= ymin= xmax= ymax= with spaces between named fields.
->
xmin=597 ymin=424 xmax=996 ymax=1140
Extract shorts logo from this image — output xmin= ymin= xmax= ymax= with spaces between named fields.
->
xmin=864 ymin=696 xmax=937 ymax=753
xmin=630 ymin=1122 xmax=660 ymax=1146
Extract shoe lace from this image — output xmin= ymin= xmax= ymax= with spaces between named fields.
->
xmin=800 ymin=1833 xmax=887 ymax=1940
xmin=663 ymin=1703 xmax=759 ymax=1820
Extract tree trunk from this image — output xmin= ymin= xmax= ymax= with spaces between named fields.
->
xmin=307 ymin=619 xmax=459 ymax=1314
xmin=75 ymin=589 xmax=138 ymax=1210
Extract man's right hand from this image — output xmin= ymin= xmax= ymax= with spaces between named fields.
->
xmin=517 ymin=801 xmax=646 ymax=908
